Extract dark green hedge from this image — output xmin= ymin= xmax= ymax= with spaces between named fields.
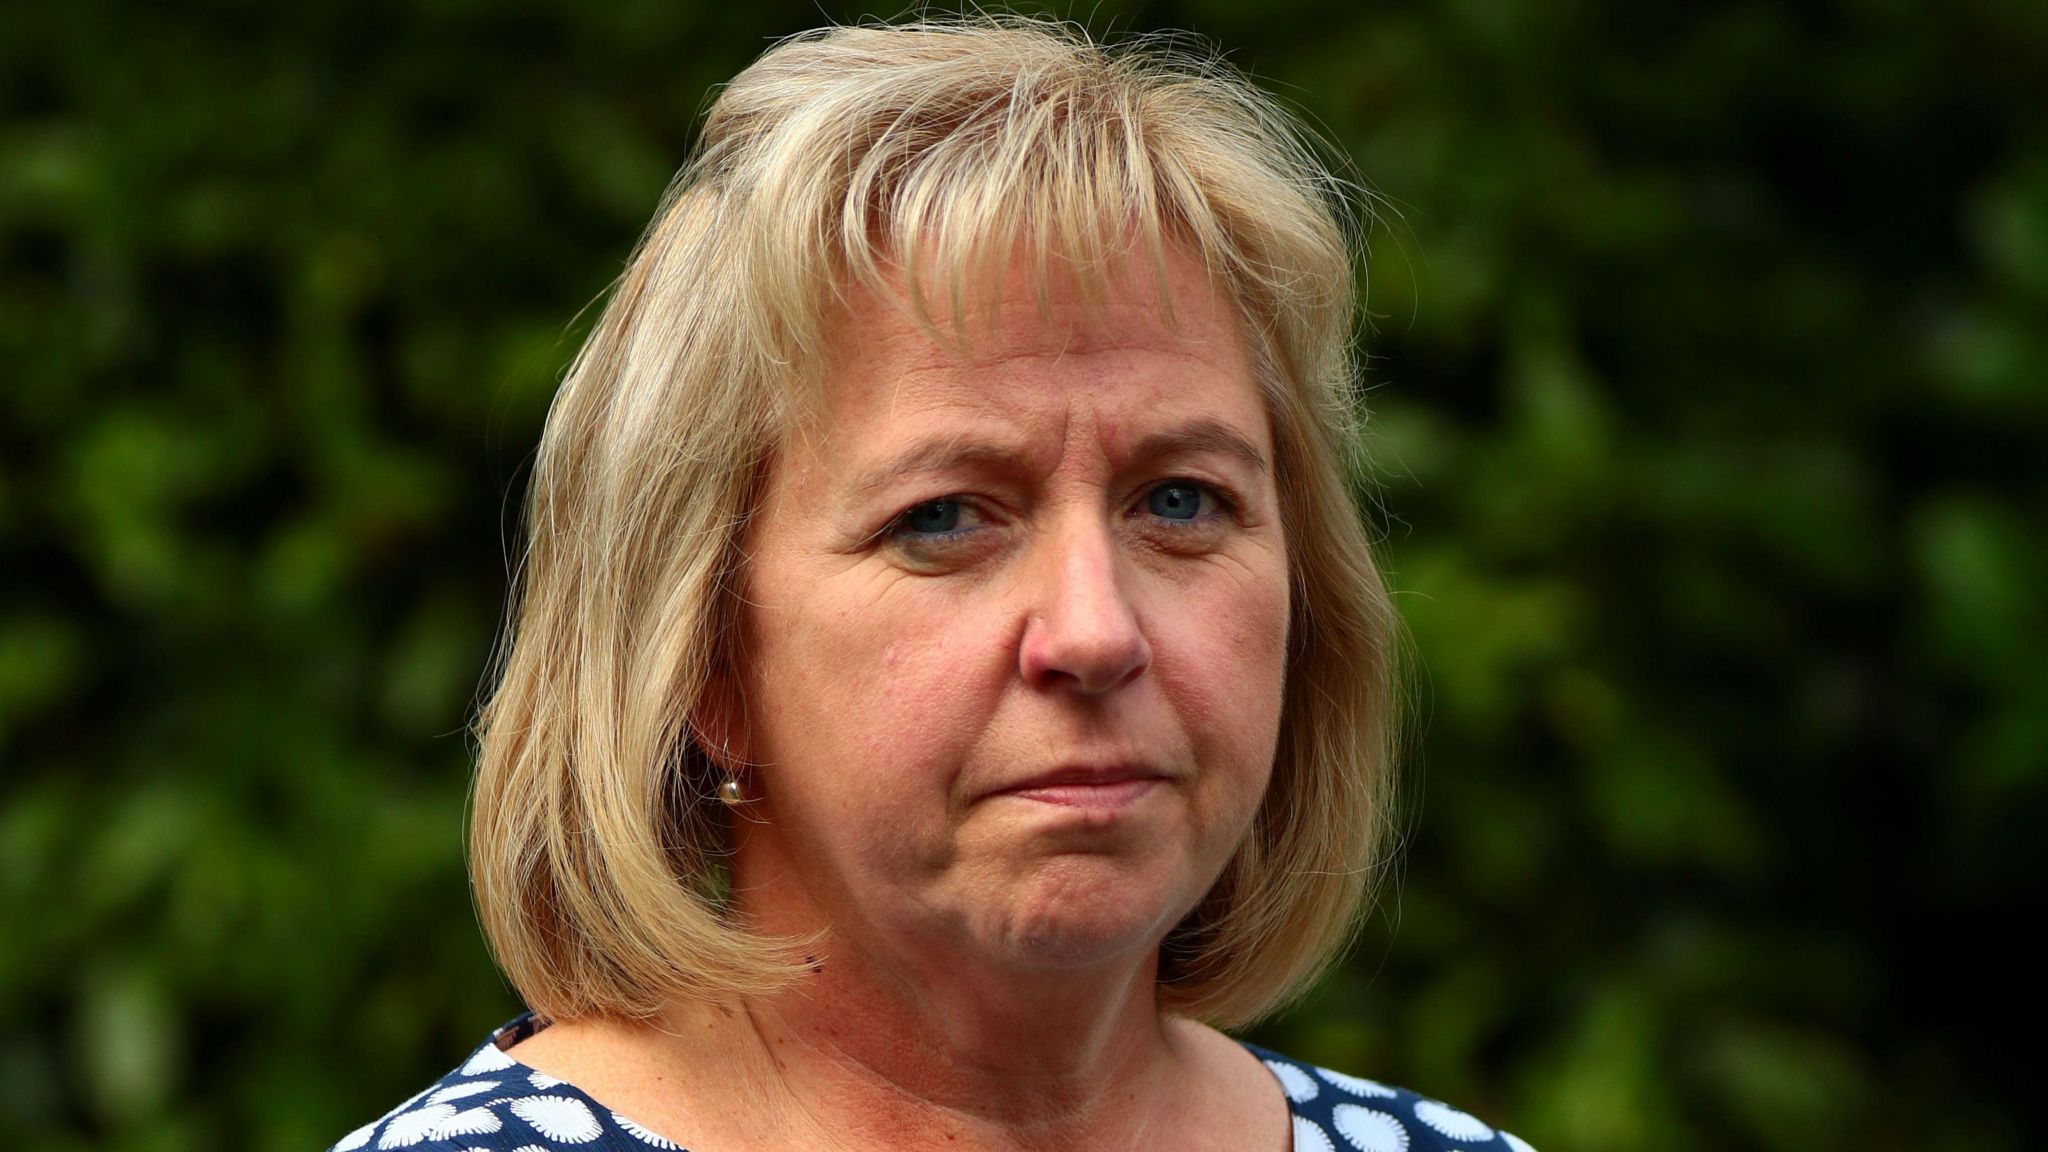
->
xmin=3 ymin=1 xmax=2042 ymax=1148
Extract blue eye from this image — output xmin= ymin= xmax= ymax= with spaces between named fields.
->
xmin=1147 ymin=483 xmax=1207 ymax=521
xmin=900 ymin=499 xmax=962 ymax=535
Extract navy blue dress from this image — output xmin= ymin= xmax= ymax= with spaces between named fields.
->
xmin=329 ymin=1012 xmax=1535 ymax=1151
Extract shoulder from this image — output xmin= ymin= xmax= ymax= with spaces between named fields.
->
xmin=1240 ymin=1043 xmax=1539 ymax=1152
xmin=324 ymin=1014 xmax=680 ymax=1151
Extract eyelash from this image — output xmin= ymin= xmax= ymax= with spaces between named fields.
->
xmin=884 ymin=479 xmax=1238 ymax=546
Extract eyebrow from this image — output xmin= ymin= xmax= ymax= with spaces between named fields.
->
xmin=1127 ymin=418 xmax=1271 ymax=479
xmin=848 ymin=416 xmax=1270 ymax=497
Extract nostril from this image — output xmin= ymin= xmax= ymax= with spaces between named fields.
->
xmin=1018 ymin=606 xmax=1151 ymax=695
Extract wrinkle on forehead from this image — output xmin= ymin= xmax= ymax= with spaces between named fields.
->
xmin=775 ymin=245 xmax=1259 ymax=485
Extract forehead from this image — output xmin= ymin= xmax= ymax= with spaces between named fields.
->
xmin=799 ymin=248 xmax=1262 ymax=448
xmin=858 ymin=246 xmax=1238 ymax=361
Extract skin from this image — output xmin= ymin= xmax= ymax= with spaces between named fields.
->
xmin=508 ymin=250 xmax=1295 ymax=1152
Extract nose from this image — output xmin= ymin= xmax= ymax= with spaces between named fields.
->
xmin=1017 ymin=515 xmax=1152 ymax=695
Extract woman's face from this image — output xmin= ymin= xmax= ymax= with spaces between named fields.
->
xmin=725 ymin=251 xmax=1290 ymax=979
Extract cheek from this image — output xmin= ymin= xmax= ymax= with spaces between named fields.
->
xmin=749 ymin=579 xmax=1007 ymax=813
xmin=1157 ymin=557 xmax=1291 ymax=772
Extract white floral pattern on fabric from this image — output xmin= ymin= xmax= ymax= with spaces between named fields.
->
xmin=1413 ymin=1099 xmax=1495 ymax=1142
xmin=1332 ymin=1103 xmax=1412 ymax=1152
xmin=1265 ymin=1058 xmax=1321 ymax=1103
xmin=1317 ymin=1066 xmax=1401 ymax=1099
xmin=613 ymin=1111 xmax=682 ymax=1148
xmin=376 ymin=1104 xmax=459 ymax=1148
xmin=509 ymin=1096 xmax=604 ymax=1143
xmin=1294 ymin=1115 xmax=1338 ymax=1152
xmin=460 ymin=1042 xmax=517 ymax=1075
xmin=430 ymin=1107 xmax=504 ymax=1139
xmin=426 ymin=1079 xmax=499 ymax=1105
xmin=323 ymin=1013 xmax=1539 ymax=1152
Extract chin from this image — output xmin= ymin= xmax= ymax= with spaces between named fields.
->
xmin=975 ymin=860 xmax=1195 ymax=971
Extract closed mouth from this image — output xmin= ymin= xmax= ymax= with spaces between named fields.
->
xmin=990 ymin=764 xmax=1172 ymax=809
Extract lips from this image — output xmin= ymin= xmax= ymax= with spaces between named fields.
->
xmin=989 ymin=763 xmax=1172 ymax=810
xmin=996 ymin=763 xmax=1169 ymax=793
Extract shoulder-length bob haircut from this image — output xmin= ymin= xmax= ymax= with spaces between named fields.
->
xmin=471 ymin=16 xmax=1400 ymax=1031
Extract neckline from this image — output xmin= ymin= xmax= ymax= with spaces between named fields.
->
xmin=472 ymin=1009 xmax=1310 ymax=1146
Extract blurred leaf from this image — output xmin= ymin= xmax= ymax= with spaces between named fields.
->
xmin=1910 ymin=494 xmax=2045 ymax=678
xmin=1516 ymin=980 xmax=1691 ymax=1152
xmin=73 ymin=963 xmax=180 ymax=1125
xmin=0 ymin=613 xmax=85 ymax=734
xmin=1581 ymin=722 xmax=1765 ymax=875
xmin=1695 ymin=1020 xmax=1869 ymax=1151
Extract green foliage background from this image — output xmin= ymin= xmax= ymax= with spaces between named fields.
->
xmin=3 ymin=1 xmax=2043 ymax=1148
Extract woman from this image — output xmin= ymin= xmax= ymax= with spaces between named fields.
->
xmin=332 ymin=18 xmax=1533 ymax=1152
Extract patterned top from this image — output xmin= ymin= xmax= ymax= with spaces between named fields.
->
xmin=329 ymin=1012 xmax=1536 ymax=1152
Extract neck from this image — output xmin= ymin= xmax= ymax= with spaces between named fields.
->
xmin=654 ymin=902 xmax=1187 ymax=1152
xmin=785 ymin=945 xmax=1167 ymax=1103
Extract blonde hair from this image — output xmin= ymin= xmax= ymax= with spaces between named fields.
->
xmin=470 ymin=16 xmax=1400 ymax=1031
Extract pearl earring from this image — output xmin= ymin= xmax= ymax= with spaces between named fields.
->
xmin=718 ymin=777 xmax=745 ymax=805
